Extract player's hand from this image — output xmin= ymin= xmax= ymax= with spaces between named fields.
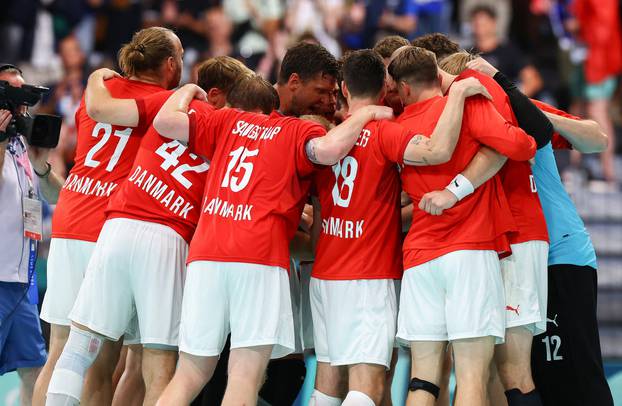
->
xmin=180 ymin=84 xmax=207 ymax=102
xmin=362 ymin=105 xmax=394 ymax=121
xmin=0 ymin=110 xmax=12 ymax=132
xmin=450 ymin=77 xmax=492 ymax=101
xmin=418 ymin=189 xmax=458 ymax=215
xmin=466 ymin=57 xmax=499 ymax=78
xmin=299 ymin=204 xmax=313 ymax=232
xmin=27 ymin=145 xmax=51 ymax=174
xmin=90 ymin=68 xmax=121 ymax=81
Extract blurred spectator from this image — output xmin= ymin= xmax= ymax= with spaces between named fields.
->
xmin=413 ymin=0 xmax=450 ymax=37
xmin=571 ymin=0 xmax=622 ymax=182
xmin=0 ymin=0 xmax=40 ymax=63
xmin=376 ymin=0 xmax=418 ymax=42
xmin=223 ymin=0 xmax=283 ymax=70
xmin=459 ymin=0 xmax=511 ymax=41
xmin=101 ymin=0 xmax=142 ymax=62
xmin=342 ymin=0 xmax=417 ymax=49
xmin=470 ymin=4 xmax=544 ymax=98
xmin=40 ymin=35 xmax=89 ymax=176
xmin=285 ymin=0 xmax=343 ymax=57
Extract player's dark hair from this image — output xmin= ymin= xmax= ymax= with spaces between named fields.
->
xmin=228 ymin=75 xmax=280 ymax=114
xmin=196 ymin=56 xmax=252 ymax=95
xmin=373 ymin=35 xmax=410 ymax=59
xmin=118 ymin=27 xmax=177 ymax=77
xmin=277 ymin=42 xmax=340 ymax=85
xmin=470 ymin=5 xmax=497 ymax=20
xmin=411 ymin=33 xmax=461 ymax=62
xmin=342 ymin=49 xmax=386 ymax=99
xmin=388 ymin=46 xmax=438 ymax=88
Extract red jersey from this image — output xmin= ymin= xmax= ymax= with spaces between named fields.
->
xmin=187 ymin=108 xmax=326 ymax=269
xmin=106 ymin=94 xmax=211 ymax=242
xmin=312 ymin=119 xmax=411 ymax=280
xmin=454 ymin=70 xmax=549 ymax=245
xmin=531 ymin=100 xmax=576 ymax=150
xmin=398 ymin=95 xmax=536 ymax=268
xmin=51 ymin=77 xmax=164 ymax=242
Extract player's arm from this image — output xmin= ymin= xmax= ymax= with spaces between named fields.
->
xmin=466 ymin=57 xmax=553 ymax=149
xmin=403 ymin=77 xmax=492 ymax=166
xmin=418 ymin=146 xmax=506 ymax=215
xmin=305 ymin=105 xmax=393 ymax=165
xmin=153 ymin=84 xmax=208 ymax=143
xmin=85 ymin=69 xmax=140 ymax=126
xmin=467 ymin=98 xmax=536 ymax=161
xmin=543 ymin=112 xmax=608 ymax=153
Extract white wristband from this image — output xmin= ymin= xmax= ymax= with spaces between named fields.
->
xmin=445 ymin=174 xmax=474 ymax=201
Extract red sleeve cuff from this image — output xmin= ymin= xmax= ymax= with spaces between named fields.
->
xmin=135 ymin=98 xmax=147 ymax=130
xmin=397 ymin=132 xmax=414 ymax=165
xmin=188 ymin=112 xmax=197 ymax=152
xmin=551 ymin=133 xmax=573 ymax=150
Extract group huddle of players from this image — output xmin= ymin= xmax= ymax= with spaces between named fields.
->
xmin=29 ymin=25 xmax=613 ymax=406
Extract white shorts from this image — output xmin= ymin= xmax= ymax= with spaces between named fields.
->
xmin=500 ymin=240 xmax=549 ymax=335
xmin=40 ymin=238 xmax=96 ymax=325
xmin=70 ymin=218 xmax=187 ymax=346
xmin=299 ymin=263 xmax=315 ymax=351
xmin=397 ymin=250 xmax=506 ymax=344
xmin=179 ymin=261 xmax=295 ymax=359
xmin=311 ymin=278 xmax=397 ymax=368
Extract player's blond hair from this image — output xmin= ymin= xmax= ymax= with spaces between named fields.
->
xmin=196 ymin=56 xmax=253 ymax=95
xmin=388 ymin=46 xmax=438 ymax=87
xmin=438 ymin=51 xmax=478 ymax=75
xmin=300 ymin=115 xmax=335 ymax=131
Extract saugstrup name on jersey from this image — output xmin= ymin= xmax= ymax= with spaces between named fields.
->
xmin=62 ymin=174 xmax=118 ymax=197
xmin=127 ymin=166 xmax=194 ymax=219
xmin=322 ymin=216 xmax=364 ymax=239
xmin=202 ymin=196 xmax=253 ymax=221
xmin=232 ymin=120 xmax=282 ymax=140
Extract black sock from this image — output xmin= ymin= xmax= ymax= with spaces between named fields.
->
xmin=505 ymin=388 xmax=543 ymax=406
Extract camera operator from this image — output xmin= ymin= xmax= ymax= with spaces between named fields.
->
xmin=0 ymin=64 xmax=63 ymax=406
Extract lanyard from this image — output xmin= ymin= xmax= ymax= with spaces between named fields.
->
xmin=27 ymin=239 xmax=38 ymax=304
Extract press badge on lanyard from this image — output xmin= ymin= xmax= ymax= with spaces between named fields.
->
xmin=23 ymin=196 xmax=43 ymax=241
xmin=16 ymin=144 xmax=41 ymax=303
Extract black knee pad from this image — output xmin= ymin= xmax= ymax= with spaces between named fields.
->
xmin=505 ymin=389 xmax=543 ymax=406
xmin=259 ymin=358 xmax=306 ymax=406
xmin=408 ymin=378 xmax=440 ymax=399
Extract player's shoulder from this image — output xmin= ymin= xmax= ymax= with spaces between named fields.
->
xmin=458 ymin=69 xmax=503 ymax=92
xmin=106 ymin=77 xmax=165 ymax=98
xmin=375 ymin=119 xmax=408 ymax=140
xmin=188 ymin=99 xmax=216 ymax=114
